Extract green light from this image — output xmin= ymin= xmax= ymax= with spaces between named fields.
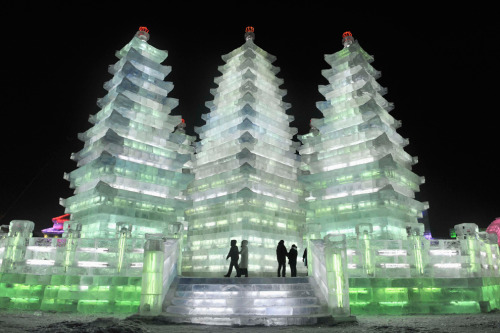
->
xmin=379 ymin=301 xmax=408 ymax=305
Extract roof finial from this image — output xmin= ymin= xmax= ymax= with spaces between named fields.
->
xmin=245 ymin=26 xmax=255 ymax=41
xmin=136 ymin=26 xmax=150 ymax=42
xmin=342 ymin=31 xmax=354 ymax=47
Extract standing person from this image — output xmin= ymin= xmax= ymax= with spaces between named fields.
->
xmin=276 ymin=240 xmax=288 ymax=277
xmin=224 ymin=239 xmax=241 ymax=277
xmin=239 ymin=240 xmax=249 ymax=277
xmin=302 ymin=248 xmax=308 ymax=276
xmin=288 ymin=244 xmax=298 ymax=277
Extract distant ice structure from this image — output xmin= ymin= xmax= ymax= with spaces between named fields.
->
xmin=182 ymin=27 xmax=306 ymax=276
xmin=298 ymin=31 xmax=428 ymax=240
xmin=41 ymin=214 xmax=70 ymax=238
xmin=60 ymin=27 xmax=195 ymax=238
xmin=486 ymin=218 xmax=500 ymax=246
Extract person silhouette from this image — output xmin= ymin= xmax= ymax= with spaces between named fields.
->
xmin=276 ymin=240 xmax=288 ymax=277
xmin=224 ymin=239 xmax=241 ymax=277
xmin=288 ymin=244 xmax=298 ymax=277
xmin=239 ymin=240 xmax=249 ymax=277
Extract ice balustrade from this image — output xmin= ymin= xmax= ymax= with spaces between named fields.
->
xmin=0 ymin=220 xmax=183 ymax=314
xmin=306 ymin=227 xmax=351 ymax=317
xmin=140 ymin=224 xmax=182 ymax=316
xmin=344 ymin=223 xmax=499 ymax=279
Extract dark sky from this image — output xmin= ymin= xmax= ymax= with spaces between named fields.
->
xmin=1 ymin=4 xmax=499 ymax=238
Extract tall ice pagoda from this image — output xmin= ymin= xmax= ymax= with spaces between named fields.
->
xmin=183 ymin=27 xmax=306 ymax=275
xmin=61 ymin=27 xmax=195 ymax=238
xmin=299 ymin=32 xmax=428 ymax=240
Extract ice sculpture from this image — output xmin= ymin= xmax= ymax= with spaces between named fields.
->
xmin=486 ymin=218 xmax=500 ymax=246
xmin=41 ymin=214 xmax=69 ymax=238
xmin=182 ymin=27 xmax=306 ymax=275
xmin=61 ymin=27 xmax=195 ymax=238
xmin=299 ymin=32 xmax=428 ymax=240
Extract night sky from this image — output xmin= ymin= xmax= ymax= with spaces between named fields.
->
xmin=2 ymin=4 xmax=498 ymax=238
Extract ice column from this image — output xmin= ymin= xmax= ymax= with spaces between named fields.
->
xmin=0 ymin=220 xmax=33 ymax=272
xmin=324 ymin=234 xmax=350 ymax=316
xmin=116 ymin=223 xmax=132 ymax=273
xmin=140 ymin=234 xmax=164 ymax=315
xmin=356 ymin=223 xmax=374 ymax=276
xmin=455 ymin=223 xmax=480 ymax=276
xmin=406 ymin=224 xmax=425 ymax=275
xmin=305 ymin=223 xmax=322 ymax=277
xmin=61 ymin=223 xmax=81 ymax=272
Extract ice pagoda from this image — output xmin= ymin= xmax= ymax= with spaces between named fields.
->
xmin=182 ymin=27 xmax=306 ymax=275
xmin=299 ymin=32 xmax=428 ymax=240
xmin=61 ymin=27 xmax=195 ymax=238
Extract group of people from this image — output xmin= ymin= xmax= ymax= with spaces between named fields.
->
xmin=224 ymin=239 xmax=307 ymax=278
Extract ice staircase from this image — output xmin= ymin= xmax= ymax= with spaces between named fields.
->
xmin=161 ymin=276 xmax=333 ymax=326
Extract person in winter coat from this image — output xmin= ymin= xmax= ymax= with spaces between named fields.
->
xmin=276 ymin=240 xmax=288 ymax=277
xmin=288 ymin=244 xmax=298 ymax=277
xmin=239 ymin=240 xmax=249 ymax=277
xmin=224 ymin=239 xmax=241 ymax=277
xmin=302 ymin=248 xmax=308 ymax=268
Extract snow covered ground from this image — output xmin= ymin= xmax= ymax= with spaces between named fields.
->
xmin=1 ymin=310 xmax=499 ymax=332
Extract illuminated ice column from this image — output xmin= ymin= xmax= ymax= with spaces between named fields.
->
xmin=166 ymin=222 xmax=183 ymax=276
xmin=355 ymin=223 xmax=374 ymax=276
xmin=140 ymin=234 xmax=164 ymax=316
xmin=116 ymin=223 xmax=132 ymax=273
xmin=305 ymin=223 xmax=322 ymax=277
xmin=0 ymin=220 xmax=34 ymax=272
xmin=61 ymin=223 xmax=81 ymax=272
xmin=455 ymin=223 xmax=480 ymax=276
xmin=324 ymin=234 xmax=350 ymax=316
xmin=479 ymin=231 xmax=499 ymax=276
xmin=406 ymin=224 xmax=425 ymax=276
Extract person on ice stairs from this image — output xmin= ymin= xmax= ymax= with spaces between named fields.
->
xmin=276 ymin=240 xmax=288 ymax=277
xmin=239 ymin=240 xmax=249 ymax=277
xmin=288 ymin=244 xmax=298 ymax=277
xmin=224 ymin=239 xmax=241 ymax=277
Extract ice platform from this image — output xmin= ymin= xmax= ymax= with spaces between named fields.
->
xmin=161 ymin=276 xmax=345 ymax=326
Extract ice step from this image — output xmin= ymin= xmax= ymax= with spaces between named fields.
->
xmin=155 ymin=313 xmax=336 ymax=326
xmin=175 ymin=289 xmax=316 ymax=298
xmin=171 ymin=296 xmax=320 ymax=307
xmin=176 ymin=283 xmax=314 ymax=292
xmin=167 ymin=304 xmax=327 ymax=316
xmin=178 ymin=277 xmax=311 ymax=284
xmin=163 ymin=276 xmax=332 ymax=326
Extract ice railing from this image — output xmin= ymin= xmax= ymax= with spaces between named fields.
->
xmin=0 ymin=221 xmax=146 ymax=276
xmin=345 ymin=223 xmax=500 ymax=279
xmin=0 ymin=220 xmax=183 ymax=315
xmin=307 ymin=234 xmax=351 ymax=317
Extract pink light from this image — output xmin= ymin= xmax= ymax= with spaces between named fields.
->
xmin=486 ymin=217 xmax=500 ymax=246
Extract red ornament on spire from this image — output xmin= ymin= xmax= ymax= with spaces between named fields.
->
xmin=245 ymin=26 xmax=255 ymax=41
xmin=136 ymin=26 xmax=150 ymax=42
xmin=342 ymin=31 xmax=354 ymax=47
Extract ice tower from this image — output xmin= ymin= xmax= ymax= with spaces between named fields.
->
xmin=299 ymin=32 xmax=428 ymax=240
xmin=61 ymin=27 xmax=195 ymax=238
xmin=183 ymin=27 xmax=306 ymax=275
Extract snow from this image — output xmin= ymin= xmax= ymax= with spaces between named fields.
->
xmin=1 ymin=310 xmax=500 ymax=333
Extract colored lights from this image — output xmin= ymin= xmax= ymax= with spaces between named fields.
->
xmin=342 ymin=31 xmax=353 ymax=38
